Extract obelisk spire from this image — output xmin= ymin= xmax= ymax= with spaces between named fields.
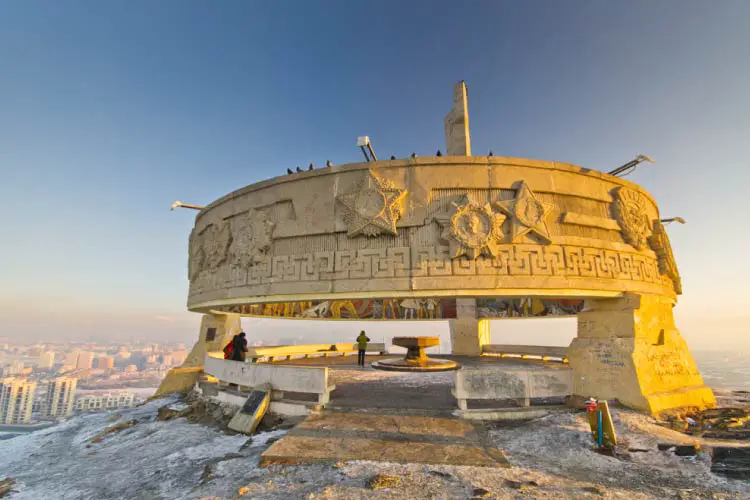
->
xmin=444 ymin=81 xmax=471 ymax=156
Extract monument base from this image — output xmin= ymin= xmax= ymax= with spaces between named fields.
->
xmin=568 ymin=294 xmax=715 ymax=416
xmin=155 ymin=313 xmax=241 ymax=396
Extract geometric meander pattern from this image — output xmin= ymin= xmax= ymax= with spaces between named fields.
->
xmin=189 ymin=243 xmax=666 ymax=294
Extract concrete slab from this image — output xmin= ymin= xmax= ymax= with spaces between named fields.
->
xmin=228 ymin=389 xmax=270 ymax=434
xmin=298 ymin=412 xmax=476 ymax=438
xmin=260 ymin=411 xmax=508 ymax=468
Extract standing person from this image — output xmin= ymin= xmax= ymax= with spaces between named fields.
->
xmin=232 ymin=331 xmax=249 ymax=362
xmin=356 ymin=330 xmax=370 ymax=367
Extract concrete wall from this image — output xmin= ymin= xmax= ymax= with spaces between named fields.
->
xmin=482 ymin=344 xmax=568 ymax=359
xmin=248 ymin=343 xmax=387 ymax=359
xmin=454 ymin=368 xmax=573 ymax=401
xmin=187 ymin=156 xmax=676 ymax=312
xmin=204 ymin=355 xmax=330 ymax=394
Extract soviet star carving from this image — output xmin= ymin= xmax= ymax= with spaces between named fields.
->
xmin=336 ymin=169 xmax=407 ymax=237
xmin=230 ymin=208 xmax=275 ymax=268
xmin=612 ymin=187 xmax=651 ymax=250
xmin=200 ymin=221 xmax=232 ymax=270
xmin=649 ymin=220 xmax=682 ymax=295
xmin=494 ymin=182 xmax=554 ymax=244
xmin=435 ymin=198 xmax=506 ymax=260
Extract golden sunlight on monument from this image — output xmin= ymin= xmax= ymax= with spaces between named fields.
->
xmin=158 ymin=81 xmax=714 ymax=418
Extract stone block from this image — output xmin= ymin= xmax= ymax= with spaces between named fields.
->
xmin=569 ymin=294 xmax=715 ymax=415
xmin=227 ymin=389 xmax=270 ymax=434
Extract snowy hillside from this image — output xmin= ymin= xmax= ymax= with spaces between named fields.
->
xmin=0 ymin=396 xmax=285 ymax=499
xmin=1 ymin=393 xmax=747 ymax=499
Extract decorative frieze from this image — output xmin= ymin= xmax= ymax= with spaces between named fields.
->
xmin=189 ymin=244 xmax=666 ymax=295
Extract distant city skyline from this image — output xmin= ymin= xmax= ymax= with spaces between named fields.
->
xmin=1 ymin=1 xmax=749 ymax=351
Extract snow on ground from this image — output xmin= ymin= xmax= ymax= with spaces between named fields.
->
xmin=0 ymin=396 xmax=277 ymax=500
xmin=486 ymin=408 xmax=748 ymax=498
xmin=1 ymin=395 xmax=748 ymax=499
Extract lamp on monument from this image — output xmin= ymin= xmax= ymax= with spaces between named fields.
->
xmin=170 ymin=200 xmax=205 ymax=211
xmin=608 ymin=154 xmax=655 ymax=177
xmin=660 ymin=217 xmax=686 ymax=225
xmin=357 ymin=136 xmax=377 ymax=162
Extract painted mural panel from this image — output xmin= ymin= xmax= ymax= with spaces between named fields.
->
xmin=476 ymin=298 xmax=584 ymax=318
xmin=218 ymin=298 xmax=457 ymax=320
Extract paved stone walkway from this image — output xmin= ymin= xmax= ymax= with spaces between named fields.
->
xmin=260 ymin=410 xmax=509 ymax=468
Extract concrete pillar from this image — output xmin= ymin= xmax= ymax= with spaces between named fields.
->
xmin=568 ymin=293 xmax=715 ymax=416
xmin=449 ymin=298 xmax=486 ymax=356
xmin=155 ymin=313 xmax=241 ymax=396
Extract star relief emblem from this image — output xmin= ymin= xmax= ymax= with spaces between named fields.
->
xmin=435 ymin=198 xmax=506 ymax=260
xmin=337 ymin=169 xmax=407 ymax=237
xmin=494 ymin=182 xmax=554 ymax=244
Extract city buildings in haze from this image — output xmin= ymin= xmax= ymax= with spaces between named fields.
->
xmin=39 ymin=351 xmax=55 ymax=369
xmin=45 ymin=376 xmax=77 ymax=418
xmin=0 ymin=377 xmax=37 ymax=424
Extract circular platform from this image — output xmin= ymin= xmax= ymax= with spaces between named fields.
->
xmin=186 ymin=156 xmax=678 ymax=316
xmin=371 ymin=336 xmax=460 ymax=372
xmin=370 ymin=358 xmax=461 ymax=372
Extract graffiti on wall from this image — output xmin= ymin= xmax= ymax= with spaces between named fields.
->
xmin=476 ymin=298 xmax=584 ymax=318
xmin=219 ymin=298 xmax=457 ymax=320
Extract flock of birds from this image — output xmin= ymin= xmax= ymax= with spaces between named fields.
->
xmin=285 ymin=150 xmax=495 ymax=175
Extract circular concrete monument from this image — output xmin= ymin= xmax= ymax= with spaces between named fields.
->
xmin=371 ymin=337 xmax=460 ymax=372
xmin=158 ymin=81 xmax=716 ymax=416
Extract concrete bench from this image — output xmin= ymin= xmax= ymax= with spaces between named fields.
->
xmin=246 ymin=343 xmax=388 ymax=363
xmin=481 ymin=344 xmax=568 ymax=363
xmin=204 ymin=354 xmax=336 ymax=414
xmin=452 ymin=367 xmax=573 ymax=411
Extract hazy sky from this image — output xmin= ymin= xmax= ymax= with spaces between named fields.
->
xmin=1 ymin=1 xmax=749 ymax=350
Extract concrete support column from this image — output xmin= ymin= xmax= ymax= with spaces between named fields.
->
xmin=449 ymin=298 xmax=485 ymax=355
xmin=568 ymin=293 xmax=714 ymax=415
xmin=155 ymin=313 xmax=242 ymax=396
xmin=182 ymin=313 xmax=242 ymax=367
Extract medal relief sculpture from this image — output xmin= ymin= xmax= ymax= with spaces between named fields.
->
xmin=612 ymin=187 xmax=651 ymax=250
xmin=494 ymin=181 xmax=553 ymax=244
xmin=200 ymin=221 xmax=232 ymax=270
xmin=436 ymin=198 xmax=506 ymax=259
xmin=337 ymin=169 xmax=407 ymax=237
xmin=648 ymin=220 xmax=682 ymax=294
xmin=229 ymin=208 xmax=275 ymax=268
xmin=188 ymin=228 xmax=204 ymax=281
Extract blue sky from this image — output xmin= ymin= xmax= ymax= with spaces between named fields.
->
xmin=1 ymin=1 xmax=749 ymax=349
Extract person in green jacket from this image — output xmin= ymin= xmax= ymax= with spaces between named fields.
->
xmin=356 ymin=330 xmax=370 ymax=367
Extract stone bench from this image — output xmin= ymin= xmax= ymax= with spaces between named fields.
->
xmin=203 ymin=354 xmax=336 ymax=415
xmin=452 ymin=367 xmax=573 ymax=411
xmin=481 ymin=344 xmax=568 ymax=363
xmin=246 ymin=343 xmax=388 ymax=363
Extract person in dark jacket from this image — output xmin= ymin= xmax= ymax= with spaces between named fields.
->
xmin=231 ymin=331 xmax=249 ymax=362
xmin=356 ymin=331 xmax=370 ymax=367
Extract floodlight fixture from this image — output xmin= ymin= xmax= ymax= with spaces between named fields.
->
xmin=171 ymin=200 xmax=205 ymax=211
xmin=660 ymin=217 xmax=686 ymax=225
xmin=357 ymin=136 xmax=377 ymax=162
xmin=608 ymin=154 xmax=655 ymax=177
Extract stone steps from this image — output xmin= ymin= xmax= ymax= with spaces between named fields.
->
xmin=259 ymin=410 xmax=509 ymax=468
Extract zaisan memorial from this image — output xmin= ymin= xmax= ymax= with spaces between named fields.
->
xmin=157 ymin=81 xmax=715 ymax=416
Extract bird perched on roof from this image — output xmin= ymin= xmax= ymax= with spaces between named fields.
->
xmin=390 ymin=155 xmax=396 ymax=160
xmin=326 ymin=160 xmax=333 ymax=168
xmin=488 ymin=150 xmax=494 ymax=157
xmin=436 ymin=150 xmax=442 ymax=156
xmin=286 ymin=168 xmax=294 ymax=175
xmin=296 ymin=166 xmax=302 ymax=173
xmin=308 ymin=163 xmax=314 ymax=171
xmin=410 ymin=153 xmax=417 ymax=158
